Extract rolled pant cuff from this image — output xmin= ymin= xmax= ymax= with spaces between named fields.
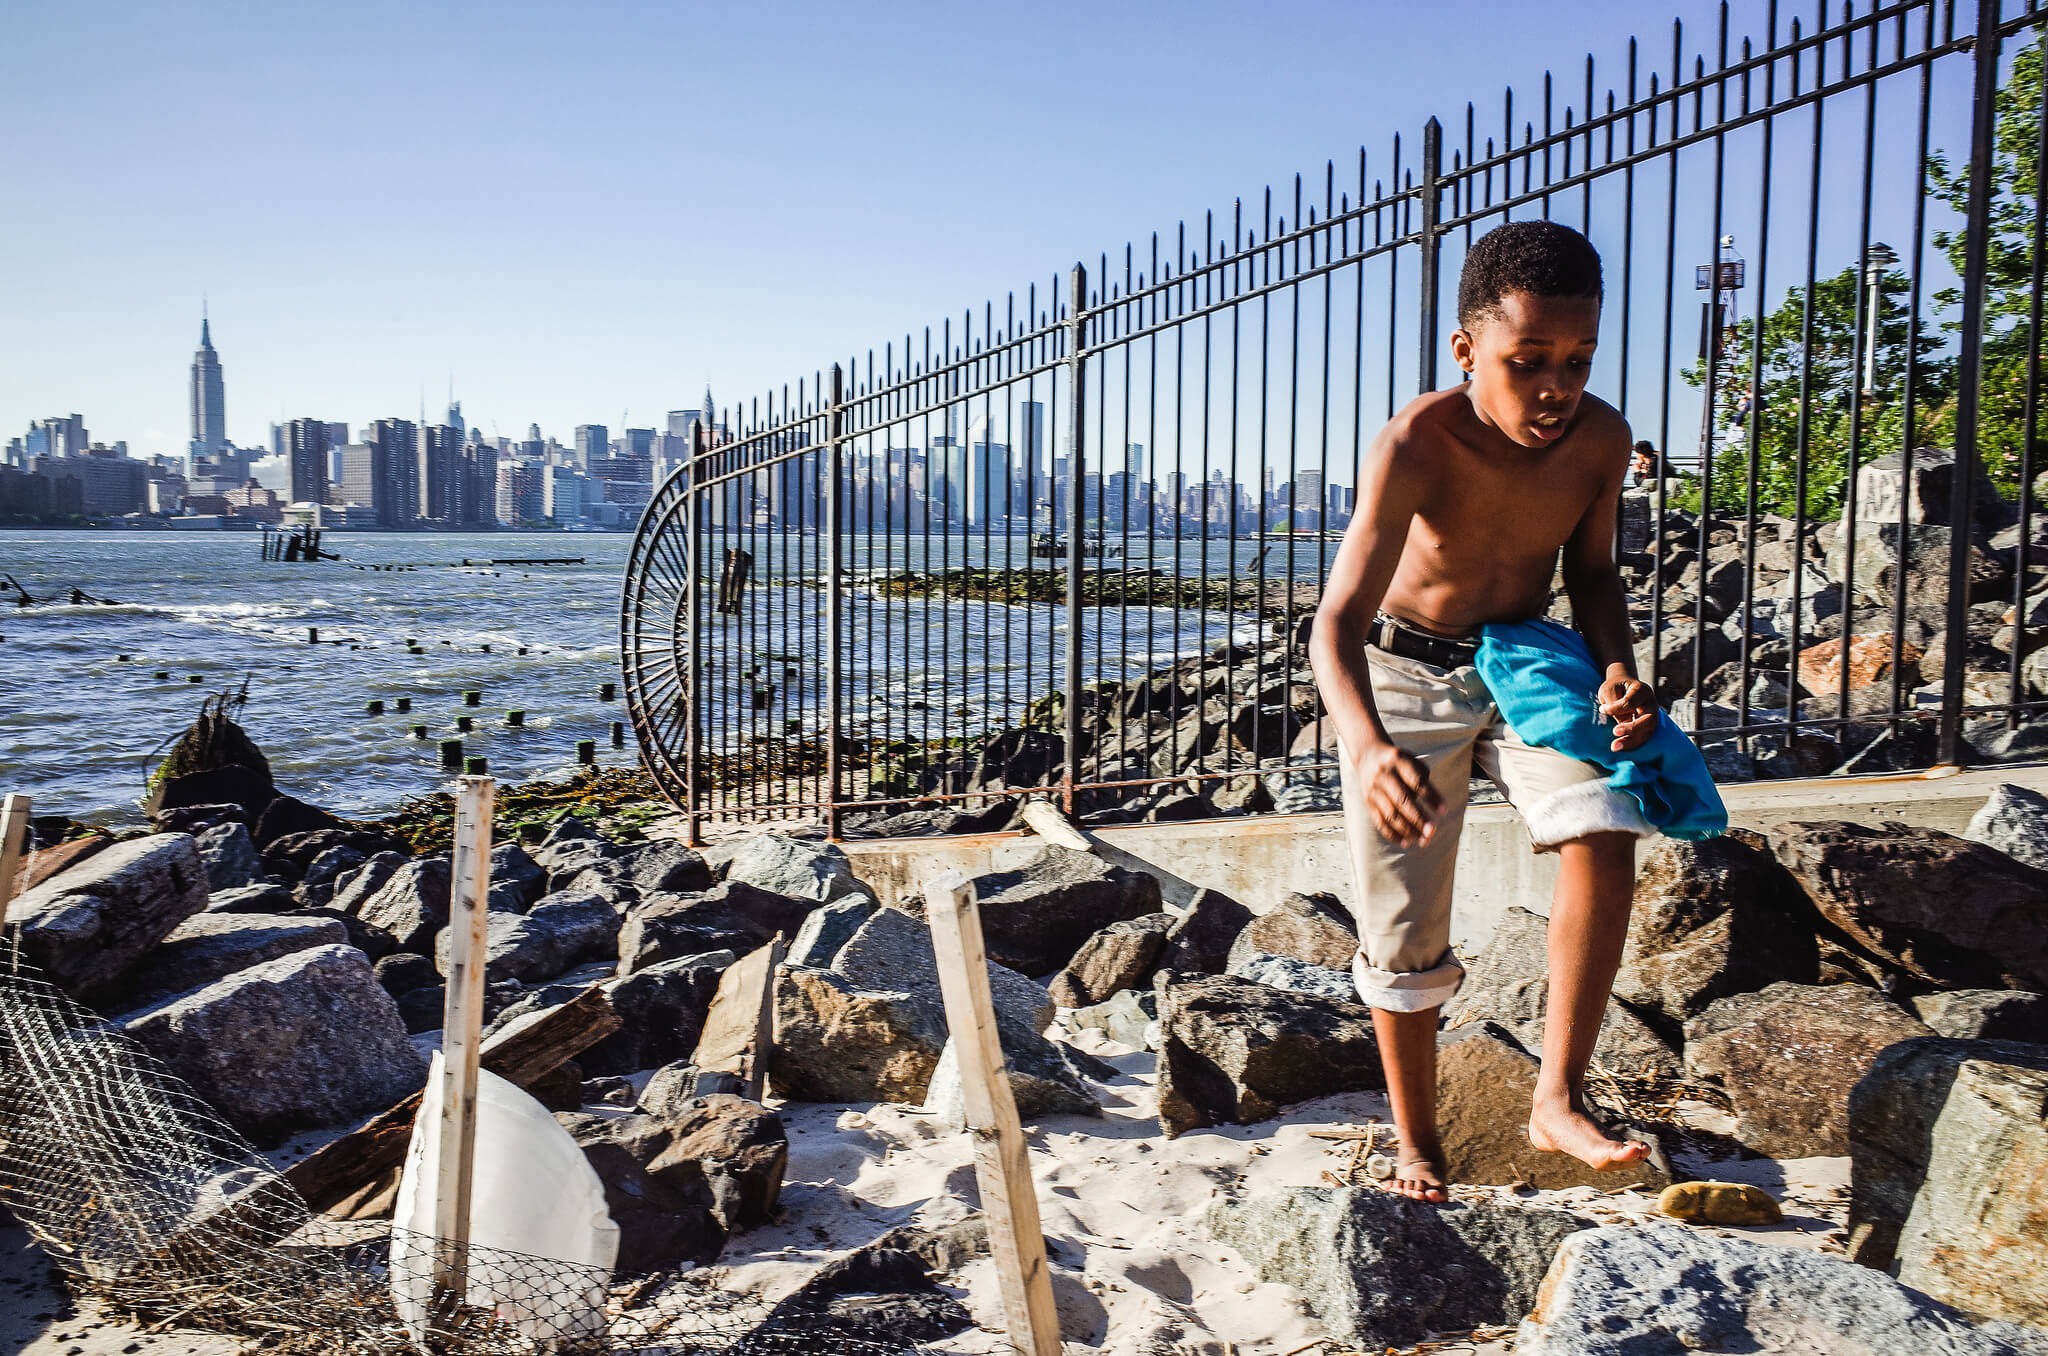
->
xmin=1520 ymin=778 xmax=1656 ymax=848
xmin=1352 ymin=949 xmax=1464 ymax=1012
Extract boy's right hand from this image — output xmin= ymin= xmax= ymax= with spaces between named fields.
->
xmin=1354 ymin=743 xmax=1442 ymax=847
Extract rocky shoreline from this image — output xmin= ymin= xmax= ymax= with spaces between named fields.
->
xmin=3 ymin=693 xmax=2045 ymax=1352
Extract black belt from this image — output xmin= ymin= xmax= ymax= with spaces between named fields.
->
xmin=1370 ymin=612 xmax=1481 ymax=668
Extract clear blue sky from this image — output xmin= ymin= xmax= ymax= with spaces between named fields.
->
xmin=2 ymin=0 xmax=1970 ymax=462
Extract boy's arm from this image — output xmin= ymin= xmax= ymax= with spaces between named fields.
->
xmin=1562 ymin=422 xmax=1657 ymax=752
xmin=1308 ymin=429 xmax=1442 ymax=845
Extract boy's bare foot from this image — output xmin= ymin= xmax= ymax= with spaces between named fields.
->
xmin=1526 ymin=1099 xmax=1650 ymax=1170
xmin=1389 ymin=1148 xmax=1450 ymax=1203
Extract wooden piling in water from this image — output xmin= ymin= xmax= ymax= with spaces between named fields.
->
xmin=439 ymin=739 xmax=463 ymax=769
xmin=576 ymin=740 xmax=596 ymax=765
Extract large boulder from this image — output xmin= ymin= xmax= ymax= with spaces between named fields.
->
xmin=773 ymin=966 xmax=944 ymax=1103
xmin=1516 ymin=1223 xmax=2048 ymax=1355
xmin=1848 ymin=1037 xmax=2048 ymax=1328
xmin=328 ymin=851 xmax=407 ymax=916
xmin=1773 ymin=821 xmax=2048 ymax=992
xmin=1206 ymin=1186 xmax=1588 ymax=1351
xmin=557 ymin=1112 xmax=726 ymax=1271
xmin=121 ymin=943 xmax=425 ymax=1145
xmin=433 ymin=889 xmax=619 ymax=985
xmin=1227 ymin=952 xmax=1355 ymax=1003
xmin=785 ymin=896 xmax=876 ymax=969
xmin=194 ymin=822 xmax=263 ymax=893
xmin=1824 ymin=521 xmax=2008 ymax=623
xmin=642 ymin=1093 xmax=787 ymax=1234
xmin=1963 ymin=782 xmax=2048 ymax=874
xmin=581 ymin=950 xmax=731 ymax=1076
xmin=7 ymin=833 xmax=209 ymax=1001
xmin=1154 ymin=973 xmax=1382 ymax=1137
xmin=1443 ymin=907 xmax=1682 ymax=1077
xmin=721 ymin=833 xmax=870 ymax=905
xmin=1047 ymin=913 xmax=1172 ymax=1008
xmin=485 ymin=842 xmax=548 ymax=912
xmin=967 ymin=845 xmax=1165 ymax=976
xmin=616 ymin=840 xmax=714 ymax=898
xmin=1437 ymin=1023 xmax=1670 ymax=1191
xmin=351 ymin=856 xmax=450 ymax=953
xmin=616 ymin=881 xmax=818 ymax=973
xmin=111 ymin=911 xmax=348 ymax=1012
xmin=1612 ymin=831 xmax=1819 ymax=1032
xmin=922 ymin=1028 xmax=1102 ymax=1129
xmin=761 ymin=1240 xmax=975 ymax=1346
xmin=1158 ymin=888 xmax=1253 ymax=974
xmin=1683 ymin=981 xmax=1933 ymax=1157
xmin=1224 ymin=892 xmax=1357 ymax=973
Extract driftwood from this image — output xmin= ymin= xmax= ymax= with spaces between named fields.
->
xmin=283 ymin=984 xmax=620 ymax=1214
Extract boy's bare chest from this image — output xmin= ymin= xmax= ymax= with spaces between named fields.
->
xmin=1414 ymin=454 xmax=1602 ymax=558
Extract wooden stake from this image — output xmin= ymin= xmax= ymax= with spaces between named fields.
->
xmin=432 ymin=775 xmax=494 ymax=1307
xmin=924 ymin=870 xmax=1063 ymax=1356
xmin=0 ymin=793 xmax=29 ymax=928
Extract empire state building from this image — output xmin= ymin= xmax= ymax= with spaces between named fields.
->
xmin=189 ymin=316 xmax=226 ymax=459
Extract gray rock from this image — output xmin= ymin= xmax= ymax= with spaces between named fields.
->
xmin=1445 ymin=906 xmax=1682 ymax=1077
xmin=773 ymin=965 xmax=944 ymax=1103
xmin=373 ymin=951 xmax=440 ymax=996
xmin=619 ymin=840 xmax=714 ymax=897
xmin=1206 ymin=1186 xmax=1588 ymax=1350
xmin=835 ymin=904 xmax=1053 ymax=1038
xmin=1910 ymin=989 xmax=2048 ymax=1040
xmin=1156 ymin=973 xmax=1381 ymax=1137
xmin=1225 ymin=892 xmax=1357 ymax=973
xmin=650 ymin=1093 xmax=788 ymax=1234
xmin=581 ymin=949 xmax=733 ymax=1077
xmin=557 ymin=1112 xmax=725 ymax=1271
xmin=616 ymin=880 xmax=817 ymax=974
xmin=1048 ymin=912 xmax=1172 ymax=1009
xmin=1227 ymin=952 xmax=1355 ymax=1003
xmin=1854 ymin=446 xmax=2014 ymax=535
xmin=486 ymin=842 xmax=548 ymax=912
xmin=121 ymin=943 xmax=425 ymax=1145
xmin=194 ymin=822 xmax=263 ymax=892
xmin=1684 ymin=981 xmax=1933 ymax=1157
xmin=1848 ymin=1037 xmax=2048 ymax=1328
xmin=785 ymin=896 xmax=876 ymax=969
xmin=922 ymin=1031 xmax=1102 ymax=1130
xmin=634 ymin=1060 xmax=701 ymax=1120
xmin=434 ymin=888 xmax=620 ymax=985
xmin=1159 ymin=888 xmax=1253 ymax=975
xmin=352 ymin=856 xmax=450 ymax=953
xmin=205 ymin=883 xmax=297 ymax=914
xmin=1515 ymin=1223 xmax=2048 ymax=1355
xmin=722 ymin=833 xmax=871 ymax=905
xmin=7 ymin=833 xmax=210 ymax=1002
xmin=967 ymin=845 xmax=1165 ymax=976
xmin=1964 ymin=782 xmax=2048 ymax=874
xmin=1066 ymin=988 xmax=1157 ymax=1050
xmin=328 ymin=851 xmax=407 ymax=917
xmin=113 ymin=911 xmax=349 ymax=1012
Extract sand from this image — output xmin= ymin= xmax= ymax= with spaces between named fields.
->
xmin=0 ymin=1017 xmax=1856 ymax=1356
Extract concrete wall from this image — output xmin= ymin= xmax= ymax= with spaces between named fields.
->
xmin=837 ymin=764 xmax=2047 ymax=955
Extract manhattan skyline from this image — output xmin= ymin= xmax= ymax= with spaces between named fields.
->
xmin=3 ymin=0 xmax=1845 ymax=466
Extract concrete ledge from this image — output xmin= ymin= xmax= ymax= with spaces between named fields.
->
xmin=838 ymin=763 xmax=2048 ymax=955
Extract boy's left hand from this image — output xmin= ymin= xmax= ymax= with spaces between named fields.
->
xmin=1598 ymin=668 xmax=1658 ymax=752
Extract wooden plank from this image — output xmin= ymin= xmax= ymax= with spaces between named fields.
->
xmin=0 ymin=794 xmax=29 ymax=927
xmin=690 ymin=933 xmax=784 ymax=1101
xmin=1019 ymin=799 xmax=1092 ymax=853
xmin=431 ymin=775 xmax=493 ymax=1302
xmin=282 ymin=985 xmax=618 ymax=1213
xmin=924 ymin=870 xmax=1062 ymax=1356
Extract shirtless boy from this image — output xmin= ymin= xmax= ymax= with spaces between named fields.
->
xmin=1308 ymin=220 xmax=1658 ymax=1202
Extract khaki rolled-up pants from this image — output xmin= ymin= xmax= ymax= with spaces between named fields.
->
xmin=1335 ymin=646 xmax=1653 ymax=1013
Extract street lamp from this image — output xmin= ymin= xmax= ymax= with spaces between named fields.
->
xmin=1862 ymin=241 xmax=1899 ymax=401
xmin=1696 ymin=235 xmax=1746 ymax=466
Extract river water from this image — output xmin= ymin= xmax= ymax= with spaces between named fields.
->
xmin=4 ymin=530 xmax=1335 ymax=824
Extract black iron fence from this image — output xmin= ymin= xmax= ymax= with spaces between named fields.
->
xmin=622 ymin=0 xmax=2048 ymax=839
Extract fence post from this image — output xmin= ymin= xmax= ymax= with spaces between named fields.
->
xmin=825 ymin=364 xmax=845 ymax=840
xmin=0 ymin=793 xmax=29 ymax=927
xmin=1417 ymin=116 xmax=1445 ymax=394
xmin=1940 ymin=0 xmax=2004 ymax=768
xmin=923 ymin=870 xmax=1063 ymax=1356
xmin=1063 ymin=264 xmax=1088 ymax=815
xmin=432 ymin=774 xmax=494 ymax=1311
xmin=686 ymin=422 xmax=706 ymax=845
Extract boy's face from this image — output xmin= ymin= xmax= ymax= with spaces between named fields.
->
xmin=1449 ymin=290 xmax=1601 ymax=449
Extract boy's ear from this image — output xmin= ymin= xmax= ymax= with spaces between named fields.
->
xmin=1449 ymin=327 xmax=1477 ymax=375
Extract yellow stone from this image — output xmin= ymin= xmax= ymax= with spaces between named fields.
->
xmin=1656 ymin=1180 xmax=1784 ymax=1226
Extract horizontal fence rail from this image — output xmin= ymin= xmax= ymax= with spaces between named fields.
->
xmin=622 ymin=0 xmax=2048 ymax=839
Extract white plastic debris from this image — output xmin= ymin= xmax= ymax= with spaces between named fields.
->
xmin=392 ymin=1055 xmax=619 ymax=1348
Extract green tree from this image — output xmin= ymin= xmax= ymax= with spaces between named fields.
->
xmin=1931 ymin=30 xmax=2048 ymax=493
xmin=1684 ymin=266 xmax=1951 ymax=520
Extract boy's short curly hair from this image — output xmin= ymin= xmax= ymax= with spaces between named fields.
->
xmin=1457 ymin=220 xmax=1604 ymax=329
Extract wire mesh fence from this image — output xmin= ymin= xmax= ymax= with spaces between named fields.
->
xmin=0 ymin=937 xmax=938 ymax=1356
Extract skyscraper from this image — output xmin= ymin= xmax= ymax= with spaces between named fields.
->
xmin=574 ymin=425 xmax=609 ymax=470
xmin=371 ymin=418 xmax=418 ymax=528
xmin=189 ymin=317 xmax=226 ymax=459
xmin=286 ymin=419 xmax=330 ymax=505
xmin=419 ymin=424 xmax=463 ymax=523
